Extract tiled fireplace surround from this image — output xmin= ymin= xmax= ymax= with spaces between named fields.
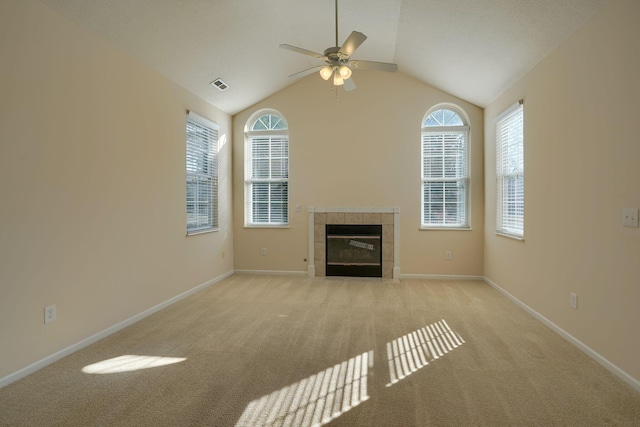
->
xmin=308 ymin=207 xmax=400 ymax=279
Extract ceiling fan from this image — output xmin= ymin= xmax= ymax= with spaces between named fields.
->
xmin=279 ymin=0 xmax=398 ymax=91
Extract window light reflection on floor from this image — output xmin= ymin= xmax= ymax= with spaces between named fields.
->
xmin=386 ymin=319 xmax=465 ymax=387
xmin=235 ymin=350 xmax=373 ymax=427
xmin=82 ymin=355 xmax=187 ymax=374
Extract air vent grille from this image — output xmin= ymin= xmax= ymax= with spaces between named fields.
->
xmin=210 ymin=78 xmax=228 ymax=91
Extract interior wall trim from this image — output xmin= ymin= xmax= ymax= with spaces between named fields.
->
xmin=483 ymin=277 xmax=640 ymax=393
xmin=234 ymin=270 xmax=308 ymax=276
xmin=401 ymin=274 xmax=484 ymax=281
xmin=0 ymin=270 xmax=234 ymax=389
xmin=4 ymin=272 xmax=637 ymax=394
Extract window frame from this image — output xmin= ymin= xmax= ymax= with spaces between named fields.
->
xmin=495 ymin=100 xmax=525 ymax=240
xmin=186 ymin=111 xmax=219 ymax=235
xmin=244 ymin=110 xmax=290 ymax=228
xmin=420 ymin=105 xmax=471 ymax=230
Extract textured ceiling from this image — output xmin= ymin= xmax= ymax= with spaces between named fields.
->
xmin=38 ymin=0 xmax=609 ymax=114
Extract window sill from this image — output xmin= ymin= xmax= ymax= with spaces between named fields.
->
xmin=496 ymin=232 xmax=524 ymax=241
xmin=186 ymin=227 xmax=218 ymax=236
xmin=420 ymin=226 xmax=472 ymax=231
xmin=244 ymin=224 xmax=290 ymax=229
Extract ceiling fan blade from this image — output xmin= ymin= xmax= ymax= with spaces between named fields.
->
xmin=338 ymin=31 xmax=367 ymax=58
xmin=348 ymin=60 xmax=398 ymax=72
xmin=343 ymin=77 xmax=356 ymax=91
xmin=288 ymin=65 xmax=324 ymax=79
xmin=279 ymin=44 xmax=328 ymax=60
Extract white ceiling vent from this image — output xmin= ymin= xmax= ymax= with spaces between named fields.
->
xmin=210 ymin=78 xmax=229 ymax=91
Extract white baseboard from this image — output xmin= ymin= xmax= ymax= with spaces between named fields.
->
xmin=234 ymin=269 xmax=308 ymax=276
xmin=401 ymin=274 xmax=485 ymax=281
xmin=5 ymin=271 xmax=637 ymax=394
xmin=483 ymin=277 xmax=640 ymax=393
xmin=0 ymin=270 xmax=234 ymax=389
xmin=236 ymin=270 xmax=483 ymax=281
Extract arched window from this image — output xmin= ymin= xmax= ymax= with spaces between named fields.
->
xmin=244 ymin=111 xmax=289 ymax=226
xmin=421 ymin=105 xmax=470 ymax=228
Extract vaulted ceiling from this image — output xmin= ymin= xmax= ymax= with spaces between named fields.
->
xmin=39 ymin=0 xmax=609 ymax=115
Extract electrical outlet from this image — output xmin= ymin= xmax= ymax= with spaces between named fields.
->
xmin=622 ymin=208 xmax=639 ymax=227
xmin=295 ymin=204 xmax=301 ymax=212
xmin=570 ymin=293 xmax=578 ymax=310
xmin=44 ymin=305 xmax=56 ymax=324
xmin=261 ymin=248 xmax=267 ymax=256
xmin=445 ymin=251 xmax=452 ymax=260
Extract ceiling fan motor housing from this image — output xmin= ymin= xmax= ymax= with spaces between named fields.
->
xmin=324 ymin=47 xmax=347 ymax=64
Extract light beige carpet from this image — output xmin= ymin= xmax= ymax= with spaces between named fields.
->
xmin=1 ymin=275 xmax=639 ymax=426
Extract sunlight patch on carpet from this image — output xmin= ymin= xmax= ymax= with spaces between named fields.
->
xmin=82 ymin=355 xmax=187 ymax=374
xmin=386 ymin=319 xmax=465 ymax=387
xmin=235 ymin=350 xmax=373 ymax=427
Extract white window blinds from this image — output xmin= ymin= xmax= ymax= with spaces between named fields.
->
xmin=245 ymin=112 xmax=289 ymax=226
xmin=421 ymin=108 xmax=470 ymax=228
xmin=496 ymin=101 xmax=524 ymax=237
xmin=186 ymin=112 xmax=218 ymax=234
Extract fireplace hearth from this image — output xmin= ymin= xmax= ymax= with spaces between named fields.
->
xmin=326 ymin=224 xmax=382 ymax=277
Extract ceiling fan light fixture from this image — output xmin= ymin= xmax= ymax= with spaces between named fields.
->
xmin=338 ymin=65 xmax=352 ymax=79
xmin=333 ymin=72 xmax=344 ymax=86
xmin=319 ymin=65 xmax=333 ymax=80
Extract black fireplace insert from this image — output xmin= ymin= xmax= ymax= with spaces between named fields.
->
xmin=326 ymin=224 xmax=382 ymax=277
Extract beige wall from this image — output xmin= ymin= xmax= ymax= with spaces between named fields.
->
xmin=484 ymin=0 xmax=640 ymax=383
xmin=0 ymin=0 xmax=233 ymax=380
xmin=233 ymin=71 xmax=484 ymax=276
xmin=9 ymin=0 xmax=636 ymax=393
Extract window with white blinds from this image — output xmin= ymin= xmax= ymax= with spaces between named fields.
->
xmin=421 ymin=107 xmax=470 ymax=228
xmin=496 ymin=101 xmax=524 ymax=238
xmin=245 ymin=112 xmax=289 ymax=226
xmin=186 ymin=111 xmax=218 ymax=234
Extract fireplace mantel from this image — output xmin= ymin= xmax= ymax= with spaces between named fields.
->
xmin=308 ymin=207 xmax=400 ymax=279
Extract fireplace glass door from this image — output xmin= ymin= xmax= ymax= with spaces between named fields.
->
xmin=326 ymin=224 xmax=382 ymax=277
